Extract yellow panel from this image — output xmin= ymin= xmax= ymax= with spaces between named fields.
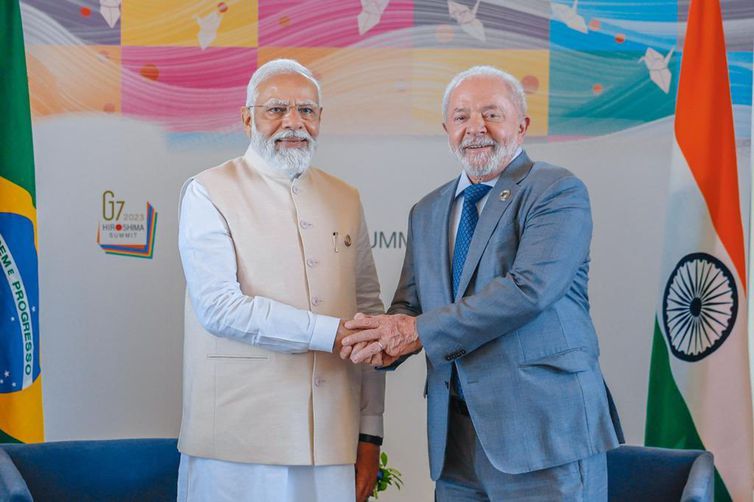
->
xmin=411 ymin=49 xmax=549 ymax=136
xmin=26 ymin=45 xmax=121 ymax=117
xmin=122 ymin=0 xmax=258 ymax=47
xmin=257 ymin=48 xmax=412 ymax=135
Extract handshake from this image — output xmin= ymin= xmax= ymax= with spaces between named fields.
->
xmin=334 ymin=313 xmax=423 ymax=367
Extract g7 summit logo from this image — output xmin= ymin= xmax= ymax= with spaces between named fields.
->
xmin=96 ymin=190 xmax=158 ymax=259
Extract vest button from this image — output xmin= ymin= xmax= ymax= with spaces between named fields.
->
xmin=306 ymin=258 xmax=319 ymax=267
xmin=314 ymin=377 xmax=323 ymax=387
xmin=292 ymin=185 xmax=301 ymax=195
xmin=312 ymin=297 xmax=322 ymax=306
xmin=300 ymin=220 xmax=312 ymax=229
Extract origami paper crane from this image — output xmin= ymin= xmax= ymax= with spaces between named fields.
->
xmin=639 ymin=47 xmax=675 ymax=93
xmin=196 ymin=11 xmax=222 ymax=49
xmin=551 ymin=0 xmax=588 ymax=34
xmin=99 ymin=0 xmax=121 ymax=29
xmin=448 ymin=0 xmax=486 ymax=43
xmin=357 ymin=0 xmax=390 ymax=35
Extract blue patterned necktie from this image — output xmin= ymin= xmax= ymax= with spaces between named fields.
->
xmin=452 ymin=183 xmax=492 ymax=298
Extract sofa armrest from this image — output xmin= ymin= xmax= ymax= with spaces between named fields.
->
xmin=681 ymin=451 xmax=714 ymax=502
xmin=0 ymin=449 xmax=32 ymax=502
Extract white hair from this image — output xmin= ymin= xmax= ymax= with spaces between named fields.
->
xmin=245 ymin=58 xmax=322 ymax=106
xmin=442 ymin=65 xmax=527 ymax=120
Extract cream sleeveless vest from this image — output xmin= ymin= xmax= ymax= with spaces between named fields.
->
xmin=178 ymin=155 xmax=364 ymax=466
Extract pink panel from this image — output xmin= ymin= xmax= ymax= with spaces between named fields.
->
xmin=121 ymin=47 xmax=256 ymax=132
xmin=259 ymin=0 xmax=414 ymax=47
xmin=121 ymin=47 xmax=255 ymax=89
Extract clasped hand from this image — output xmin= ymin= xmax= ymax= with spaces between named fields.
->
xmin=335 ymin=313 xmax=422 ymax=366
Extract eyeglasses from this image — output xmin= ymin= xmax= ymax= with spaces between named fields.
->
xmin=248 ymin=102 xmax=321 ymax=121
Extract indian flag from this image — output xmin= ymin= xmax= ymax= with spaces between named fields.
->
xmin=644 ymin=0 xmax=753 ymax=500
xmin=0 ymin=0 xmax=44 ymax=443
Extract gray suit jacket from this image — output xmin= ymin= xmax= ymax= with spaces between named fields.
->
xmin=389 ymin=151 xmax=621 ymax=478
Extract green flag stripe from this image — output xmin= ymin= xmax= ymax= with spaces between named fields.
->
xmin=0 ymin=428 xmax=21 ymax=444
xmin=0 ymin=0 xmax=36 ymax=204
xmin=646 ymin=319 xmax=731 ymax=501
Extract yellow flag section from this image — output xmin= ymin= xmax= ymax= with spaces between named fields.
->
xmin=0 ymin=177 xmax=44 ymax=443
xmin=645 ymin=0 xmax=752 ymax=500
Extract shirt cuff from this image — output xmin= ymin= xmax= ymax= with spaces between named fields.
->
xmin=359 ymin=415 xmax=384 ymax=438
xmin=309 ymin=314 xmax=340 ymax=352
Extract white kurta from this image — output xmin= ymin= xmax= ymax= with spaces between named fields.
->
xmin=177 ymin=456 xmax=355 ymax=502
xmin=177 ymin=151 xmax=384 ymax=501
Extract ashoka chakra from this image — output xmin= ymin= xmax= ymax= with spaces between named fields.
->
xmin=662 ymin=252 xmax=737 ymax=362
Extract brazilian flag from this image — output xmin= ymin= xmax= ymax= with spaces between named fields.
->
xmin=0 ymin=0 xmax=44 ymax=443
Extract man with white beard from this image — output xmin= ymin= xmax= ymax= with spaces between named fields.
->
xmin=341 ymin=66 xmax=622 ymax=500
xmin=176 ymin=59 xmax=385 ymax=502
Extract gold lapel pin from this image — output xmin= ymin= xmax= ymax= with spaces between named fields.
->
xmin=499 ymin=189 xmax=511 ymax=201
xmin=344 ymin=234 xmax=352 ymax=247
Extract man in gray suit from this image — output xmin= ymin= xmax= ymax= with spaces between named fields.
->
xmin=341 ymin=66 xmax=622 ymax=500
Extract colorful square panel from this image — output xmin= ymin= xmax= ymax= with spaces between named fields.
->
xmin=26 ymin=45 xmax=121 ymax=117
xmin=549 ymin=0 xmax=676 ymax=52
xmin=121 ymin=47 xmax=256 ymax=132
xmin=548 ymin=49 xmax=679 ymax=137
xmin=410 ymin=49 xmax=549 ymax=136
xmin=121 ymin=0 xmax=257 ymax=47
xmin=258 ymin=0 xmax=413 ymax=47
xmin=22 ymin=0 xmax=121 ymax=45
xmin=122 ymin=46 xmax=255 ymax=89
xmin=412 ymin=0 xmax=549 ymax=49
xmin=257 ymin=47 xmax=412 ymax=135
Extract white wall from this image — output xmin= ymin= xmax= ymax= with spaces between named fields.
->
xmin=34 ymin=109 xmax=754 ymax=500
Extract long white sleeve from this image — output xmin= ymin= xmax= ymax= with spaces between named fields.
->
xmin=178 ymin=179 xmax=339 ymax=354
xmin=353 ymin=204 xmax=387 ymax=438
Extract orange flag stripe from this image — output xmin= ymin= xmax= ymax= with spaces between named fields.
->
xmin=674 ymin=0 xmax=746 ymax=289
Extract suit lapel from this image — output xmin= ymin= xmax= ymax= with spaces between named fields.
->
xmin=454 ymin=151 xmax=535 ymax=302
xmin=436 ymin=181 xmax=457 ymax=305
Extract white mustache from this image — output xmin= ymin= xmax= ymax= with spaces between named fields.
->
xmin=273 ymin=130 xmax=313 ymax=142
xmin=461 ymin=137 xmax=497 ymax=150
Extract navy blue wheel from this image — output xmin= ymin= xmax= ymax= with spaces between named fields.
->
xmin=662 ymin=252 xmax=737 ymax=362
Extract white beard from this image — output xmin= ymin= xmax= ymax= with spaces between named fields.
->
xmin=250 ymin=122 xmax=317 ymax=179
xmin=452 ymin=135 xmax=519 ymax=180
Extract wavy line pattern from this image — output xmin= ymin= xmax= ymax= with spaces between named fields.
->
xmin=19 ymin=0 xmax=753 ymax=139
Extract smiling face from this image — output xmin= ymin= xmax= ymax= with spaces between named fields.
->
xmin=241 ymin=71 xmax=322 ymax=177
xmin=443 ymin=75 xmax=530 ymax=181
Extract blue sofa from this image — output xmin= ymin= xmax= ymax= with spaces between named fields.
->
xmin=607 ymin=445 xmax=714 ymax=501
xmin=0 ymin=438 xmax=179 ymax=501
xmin=0 ymin=439 xmax=714 ymax=501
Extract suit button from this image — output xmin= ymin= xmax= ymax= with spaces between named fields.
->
xmin=445 ymin=355 xmax=453 ymax=361
xmin=314 ymin=377 xmax=324 ymax=387
xmin=312 ymin=297 xmax=322 ymax=307
xmin=292 ymin=185 xmax=301 ymax=195
xmin=300 ymin=219 xmax=312 ymax=229
xmin=306 ymin=257 xmax=319 ymax=267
